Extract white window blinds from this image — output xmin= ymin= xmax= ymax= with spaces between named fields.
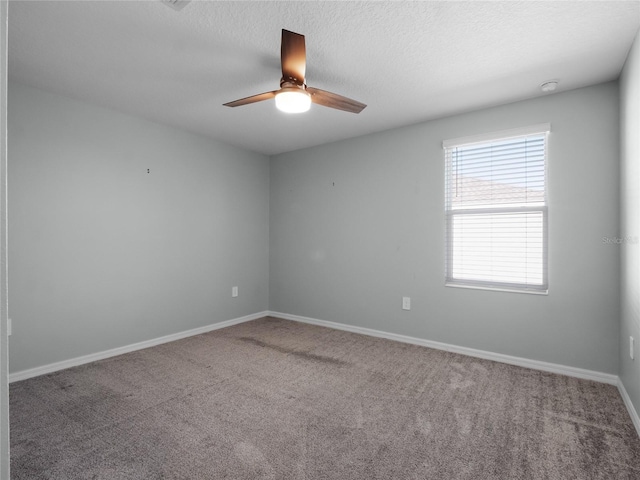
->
xmin=444 ymin=124 xmax=549 ymax=293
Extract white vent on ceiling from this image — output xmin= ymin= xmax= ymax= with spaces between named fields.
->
xmin=161 ymin=0 xmax=190 ymax=11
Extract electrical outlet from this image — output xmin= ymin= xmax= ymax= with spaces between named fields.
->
xmin=631 ymin=336 xmax=635 ymax=360
xmin=402 ymin=297 xmax=411 ymax=311
xmin=232 ymin=286 xmax=238 ymax=298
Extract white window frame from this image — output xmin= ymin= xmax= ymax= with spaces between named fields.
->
xmin=443 ymin=124 xmax=550 ymax=294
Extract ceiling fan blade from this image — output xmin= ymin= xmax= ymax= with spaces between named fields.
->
xmin=307 ymin=87 xmax=367 ymax=114
xmin=281 ymin=29 xmax=306 ymax=85
xmin=223 ymin=91 xmax=276 ymax=108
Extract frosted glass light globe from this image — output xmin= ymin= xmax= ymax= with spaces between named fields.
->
xmin=275 ymin=89 xmax=311 ymax=113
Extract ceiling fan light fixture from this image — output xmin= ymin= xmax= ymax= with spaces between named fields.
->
xmin=275 ymin=88 xmax=311 ymax=113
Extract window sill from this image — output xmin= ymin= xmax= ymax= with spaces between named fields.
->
xmin=445 ymin=282 xmax=548 ymax=296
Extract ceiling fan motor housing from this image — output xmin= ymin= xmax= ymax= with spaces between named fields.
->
xmin=280 ymin=79 xmax=306 ymax=89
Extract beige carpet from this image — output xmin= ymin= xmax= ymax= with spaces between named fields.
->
xmin=10 ymin=317 xmax=640 ymax=479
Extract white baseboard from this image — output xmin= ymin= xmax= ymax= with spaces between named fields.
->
xmin=9 ymin=311 xmax=268 ymax=383
xmin=268 ymin=311 xmax=619 ymax=385
xmin=618 ymin=379 xmax=640 ymax=438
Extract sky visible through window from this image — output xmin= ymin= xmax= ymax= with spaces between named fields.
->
xmin=450 ymin=135 xmax=545 ymax=208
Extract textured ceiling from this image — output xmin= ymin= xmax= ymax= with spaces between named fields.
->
xmin=7 ymin=0 xmax=640 ymax=155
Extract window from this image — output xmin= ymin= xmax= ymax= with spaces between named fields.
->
xmin=444 ymin=124 xmax=550 ymax=293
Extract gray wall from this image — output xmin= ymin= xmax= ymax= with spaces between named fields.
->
xmin=8 ymin=82 xmax=270 ymax=373
xmin=0 ymin=2 xmax=8 ymax=478
xmin=270 ymin=82 xmax=620 ymax=374
xmin=6 ymin=78 xmax=625 ymax=378
xmin=620 ymin=31 xmax=640 ymax=416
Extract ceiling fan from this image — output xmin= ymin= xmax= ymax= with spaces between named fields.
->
xmin=223 ymin=29 xmax=366 ymax=114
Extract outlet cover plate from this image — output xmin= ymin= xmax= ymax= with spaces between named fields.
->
xmin=402 ymin=297 xmax=411 ymax=311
